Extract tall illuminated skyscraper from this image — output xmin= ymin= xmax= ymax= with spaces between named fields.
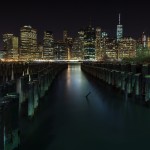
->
xmin=12 ymin=36 xmax=19 ymax=59
xmin=83 ymin=25 xmax=95 ymax=60
xmin=38 ymin=43 xmax=44 ymax=59
xmin=65 ymin=37 xmax=73 ymax=60
xmin=142 ymin=32 xmax=147 ymax=48
xmin=20 ymin=25 xmax=37 ymax=60
xmin=95 ymin=27 xmax=102 ymax=60
xmin=3 ymin=34 xmax=18 ymax=59
xmin=147 ymin=37 xmax=150 ymax=48
xmin=72 ymin=37 xmax=83 ymax=60
xmin=43 ymin=31 xmax=54 ymax=59
xmin=53 ymin=41 xmax=68 ymax=60
xmin=117 ymin=13 xmax=123 ymax=41
xmin=78 ymin=29 xmax=84 ymax=59
xmin=3 ymin=34 xmax=13 ymax=51
xmin=63 ymin=30 xmax=68 ymax=43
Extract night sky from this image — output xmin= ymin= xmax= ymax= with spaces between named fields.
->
xmin=0 ymin=0 xmax=149 ymax=48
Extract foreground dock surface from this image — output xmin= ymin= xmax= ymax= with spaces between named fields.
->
xmin=21 ymin=63 xmax=150 ymax=150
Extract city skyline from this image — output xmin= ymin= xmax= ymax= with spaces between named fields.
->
xmin=0 ymin=0 xmax=150 ymax=48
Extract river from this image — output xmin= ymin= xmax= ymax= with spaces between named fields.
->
xmin=21 ymin=63 xmax=150 ymax=150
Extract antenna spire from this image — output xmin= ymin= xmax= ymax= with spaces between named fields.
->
xmin=119 ymin=13 xmax=121 ymax=25
xmin=89 ymin=16 xmax=92 ymax=27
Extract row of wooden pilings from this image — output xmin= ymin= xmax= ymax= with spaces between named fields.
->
xmin=81 ymin=62 xmax=150 ymax=103
xmin=0 ymin=62 xmax=67 ymax=150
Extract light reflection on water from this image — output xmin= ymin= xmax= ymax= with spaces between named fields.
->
xmin=66 ymin=64 xmax=82 ymax=89
xmin=21 ymin=63 xmax=150 ymax=150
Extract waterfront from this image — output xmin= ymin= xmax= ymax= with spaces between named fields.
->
xmin=21 ymin=63 xmax=150 ymax=150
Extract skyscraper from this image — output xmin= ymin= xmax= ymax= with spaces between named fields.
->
xmin=100 ymin=30 xmax=117 ymax=60
xmin=118 ymin=37 xmax=136 ymax=59
xmin=20 ymin=25 xmax=37 ymax=60
xmin=53 ymin=41 xmax=68 ymax=60
xmin=95 ymin=27 xmax=102 ymax=60
xmin=142 ymin=32 xmax=147 ymax=48
xmin=3 ymin=34 xmax=13 ymax=51
xmin=78 ymin=29 xmax=84 ymax=59
xmin=83 ymin=26 xmax=96 ymax=60
xmin=43 ymin=31 xmax=54 ymax=59
xmin=117 ymin=14 xmax=123 ymax=42
xmin=72 ymin=38 xmax=82 ymax=60
xmin=3 ymin=34 xmax=18 ymax=59
xmin=12 ymin=36 xmax=19 ymax=59
xmin=65 ymin=37 xmax=73 ymax=60
xmin=147 ymin=37 xmax=150 ymax=49
xmin=63 ymin=30 xmax=68 ymax=43
xmin=37 ymin=43 xmax=44 ymax=59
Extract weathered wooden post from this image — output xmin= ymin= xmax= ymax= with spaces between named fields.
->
xmin=144 ymin=75 xmax=150 ymax=102
xmin=28 ymin=82 xmax=34 ymax=118
xmin=2 ymin=93 xmax=20 ymax=150
xmin=134 ymin=73 xmax=142 ymax=97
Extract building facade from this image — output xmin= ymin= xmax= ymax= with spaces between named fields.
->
xmin=43 ymin=31 xmax=54 ymax=59
xmin=118 ymin=37 xmax=136 ymax=59
xmin=72 ymin=38 xmax=83 ymax=60
xmin=95 ymin=27 xmax=102 ymax=60
xmin=3 ymin=34 xmax=18 ymax=59
xmin=78 ymin=29 xmax=84 ymax=59
xmin=83 ymin=26 xmax=96 ymax=60
xmin=20 ymin=25 xmax=37 ymax=60
xmin=54 ymin=41 xmax=68 ymax=60
xmin=63 ymin=30 xmax=68 ymax=43
xmin=117 ymin=14 xmax=123 ymax=42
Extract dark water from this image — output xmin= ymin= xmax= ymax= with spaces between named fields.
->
xmin=21 ymin=64 xmax=150 ymax=150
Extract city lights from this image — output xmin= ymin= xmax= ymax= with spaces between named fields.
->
xmin=0 ymin=15 xmax=150 ymax=62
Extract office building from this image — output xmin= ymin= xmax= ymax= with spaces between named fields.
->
xmin=142 ymin=32 xmax=147 ymax=48
xmin=100 ymin=31 xmax=109 ymax=60
xmin=118 ymin=37 xmax=136 ymax=59
xmin=78 ymin=29 xmax=85 ymax=59
xmin=37 ymin=43 xmax=44 ymax=59
xmin=117 ymin=14 xmax=123 ymax=41
xmin=72 ymin=38 xmax=82 ymax=60
xmin=66 ymin=37 xmax=73 ymax=60
xmin=63 ymin=30 xmax=68 ymax=43
xmin=43 ymin=31 xmax=54 ymax=59
xmin=95 ymin=27 xmax=102 ymax=60
xmin=3 ymin=34 xmax=18 ymax=59
xmin=105 ymin=38 xmax=117 ymax=60
xmin=147 ymin=37 xmax=150 ymax=49
xmin=54 ymin=41 xmax=68 ymax=60
xmin=20 ymin=25 xmax=37 ymax=60
xmin=83 ymin=25 xmax=96 ymax=60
